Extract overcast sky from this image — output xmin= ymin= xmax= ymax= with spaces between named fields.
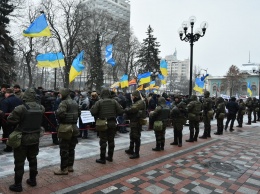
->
xmin=130 ymin=0 xmax=260 ymax=76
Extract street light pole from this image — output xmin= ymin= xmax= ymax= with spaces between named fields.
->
xmin=178 ymin=16 xmax=208 ymax=96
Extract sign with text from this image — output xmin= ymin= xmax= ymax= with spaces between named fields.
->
xmin=81 ymin=111 xmax=95 ymax=123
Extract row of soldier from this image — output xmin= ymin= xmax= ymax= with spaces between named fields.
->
xmin=0 ymin=83 xmax=259 ymax=192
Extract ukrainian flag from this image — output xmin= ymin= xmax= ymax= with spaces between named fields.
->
xmin=138 ymin=72 xmax=151 ymax=85
xmin=69 ymin=51 xmax=85 ymax=83
xmin=247 ymin=82 xmax=252 ymax=96
xmin=158 ymin=74 xmax=166 ymax=85
xmin=36 ymin=52 xmax=65 ymax=68
xmin=136 ymin=85 xmax=143 ymax=91
xmin=150 ymin=81 xmax=155 ymax=87
xmin=110 ymin=82 xmax=120 ymax=89
xmin=160 ymin=60 xmax=168 ymax=76
xmin=120 ymin=74 xmax=129 ymax=88
xmin=23 ymin=14 xmax=51 ymax=37
xmin=193 ymin=78 xmax=204 ymax=94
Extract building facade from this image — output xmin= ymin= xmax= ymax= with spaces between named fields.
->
xmin=85 ymin=0 xmax=130 ymax=23
xmin=207 ymin=73 xmax=260 ymax=97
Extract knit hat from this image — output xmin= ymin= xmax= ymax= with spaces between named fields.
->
xmin=5 ymin=88 xmax=14 ymax=94
xmin=132 ymin=90 xmax=140 ymax=98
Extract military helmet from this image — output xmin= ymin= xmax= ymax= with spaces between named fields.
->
xmin=132 ymin=90 xmax=140 ymax=98
xmin=190 ymin=95 xmax=197 ymax=101
xmin=204 ymin=91 xmax=210 ymax=97
xmin=230 ymin=96 xmax=236 ymax=101
xmin=59 ymin=88 xmax=70 ymax=99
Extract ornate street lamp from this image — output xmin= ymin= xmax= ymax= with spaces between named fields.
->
xmin=178 ymin=16 xmax=209 ymax=96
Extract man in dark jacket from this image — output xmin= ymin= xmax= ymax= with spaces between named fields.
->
xmin=225 ymin=96 xmax=239 ymax=132
xmin=0 ymin=88 xmax=23 ymax=152
xmin=124 ymin=90 xmax=146 ymax=159
xmin=7 ymin=88 xmax=45 ymax=192
xmin=90 ymin=88 xmax=123 ymax=164
xmin=54 ymin=88 xmax=80 ymax=175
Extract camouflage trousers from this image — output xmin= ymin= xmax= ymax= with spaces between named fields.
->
xmin=172 ymin=122 xmax=183 ymax=144
xmin=203 ymin=115 xmax=211 ymax=136
xmin=129 ymin=122 xmax=142 ymax=154
xmin=189 ymin=120 xmax=200 ymax=139
xmin=13 ymin=143 xmax=39 ymax=184
xmin=154 ymin=127 xmax=166 ymax=148
xmin=59 ymin=136 xmax=78 ymax=170
xmin=99 ymin=128 xmax=117 ymax=159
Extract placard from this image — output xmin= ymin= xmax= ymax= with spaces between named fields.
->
xmin=81 ymin=111 xmax=95 ymax=123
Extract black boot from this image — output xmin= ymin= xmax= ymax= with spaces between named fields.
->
xmin=178 ymin=134 xmax=182 ymax=147
xmin=160 ymin=142 xmax=165 ymax=150
xmin=9 ymin=184 xmax=22 ymax=192
xmin=105 ymin=156 xmax=113 ymax=162
xmin=152 ymin=142 xmax=161 ymax=151
xmin=129 ymin=153 xmax=140 ymax=159
xmin=125 ymin=149 xmax=134 ymax=155
xmin=194 ymin=131 xmax=199 ymax=142
xmin=171 ymin=130 xmax=178 ymax=145
xmin=186 ymin=133 xmax=194 ymax=142
xmin=27 ymin=171 xmax=37 ymax=186
xmin=96 ymin=158 xmax=106 ymax=164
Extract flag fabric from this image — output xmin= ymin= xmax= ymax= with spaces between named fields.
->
xmin=201 ymin=73 xmax=209 ymax=81
xmin=105 ymin=44 xmax=116 ymax=67
xmin=128 ymin=78 xmax=137 ymax=86
xmin=69 ymin=51 xmax=85 ymax=83
xmin=247 ymin=82 xmax=252 ymax=96
xmin=110 ymin=82 xmax=120 ymax=89
xmin=158 ymin=74 xmax=166 ymax=85
xmin=160 ymin=60 xmax=168 ymax=76
xmin=36 ymin=52 xmax=65 ymax=68
xmin=23 ymin=14 xmax=51 ymax=37
xmin=120 ymin=74 xmax=129 ymax=88
xmin=138 ymin=72 xmax=151 ymax=85
xmin=193 ymin=78 xmax=204 ymax=94
xmin=216 ymin=82 xmax=220 ymax=92
xmin=149 ymin=81 xmax=155 ymax=87
xmin=136 ymin=85 xmax=143 ymax=91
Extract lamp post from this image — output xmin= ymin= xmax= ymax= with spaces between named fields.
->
xmin=178 ymin=16 xmax=208 ymax=96
xmin=253 ymin=69 xmax=260 ymax=97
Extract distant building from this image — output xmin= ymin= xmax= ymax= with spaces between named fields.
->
xmin=84 ymin=0 xmax=130 ymax=23
xmin=206 ymin=72 xmax=260 ymax=97
xmin=164 ymin=49 xmax=190 ymax=81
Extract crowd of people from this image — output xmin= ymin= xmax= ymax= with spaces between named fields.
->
xmin=0 ymin=83 xmax=260 ymax=192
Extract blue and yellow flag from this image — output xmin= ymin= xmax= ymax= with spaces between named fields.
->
xmin=160 ymin=60 xmax=168 ymax=76
xmin=36 ymin=52 xmax=65 ymax=68
xmin=120 ymin=74 xmax=129 ymax=88
xmin=158 ymin=74 xmax=166 ymax=84
xmin=193 ymin=78 xmax=204 ymax=94
xmin=247 ymin=82 xmax=252 ymax=96
xmin=136 ymin=85 xmax=143 ymax=91
xmin=69 ymin=51 xmax=85 ymax=83
xmin=105 ymin=44 xmax=116 ymax=67
xmin=23 ymin=14 xmax=51 ymax=37
xmin=110 ymin=82 xmax=120 ymax=89
xmin=138 ymin=72 xmax=151 ymax=85
xmin=201 ymin=73 xmax=209 ymax=81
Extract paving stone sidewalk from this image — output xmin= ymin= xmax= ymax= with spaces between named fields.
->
xmin=0 ymin=119 xmax=259 ymax=194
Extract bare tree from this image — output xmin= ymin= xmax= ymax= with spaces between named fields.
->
xmin=222 ymin=65 xmax=245 ymax=96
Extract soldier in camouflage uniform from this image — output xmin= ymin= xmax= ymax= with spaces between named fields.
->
xmin=124 ymin=90 xmax=146 ymax=159
xmin=214 ymin=97 xmax=226 ymax=135
xmin=252 ymin=97 xmax=258 ymax=123
xmin=7 ymin=88 xmax=45 ymax=192
xmin=199 ymin=91 xmax=213 ymax=139
xmin=170 ymin=101 xmax=187 ymax=147
xmin=186 ymin=95 xmax=202 ymax=142
xmin=245 ymin=97 xmax=253 ymax=125
xmin=90 ymin=88 xmax=123 ymax=164
xmin=54 ymin=88 xmax=80 ymax=175
xmin=236 ymin=99 xmax=246 ymax=127
xmin=149 ymin=97 xmax=170 ymax=151
xmin=170 ymin=95 xmax=182 ymax=145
